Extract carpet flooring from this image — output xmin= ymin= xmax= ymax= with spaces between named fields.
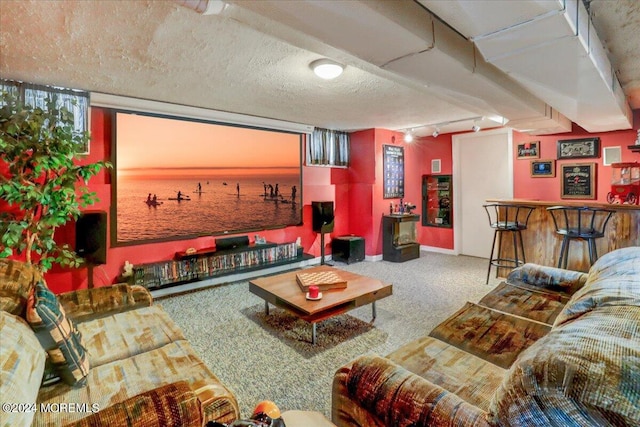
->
xmin=158 ymin=252 xmax=502 ymax=418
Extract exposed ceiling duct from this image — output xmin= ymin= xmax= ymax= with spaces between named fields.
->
xmin=228 ymin=0 xmax=572 ymax=135
xmin=174 ymin=0 xmax=226 ymax=15
xmin=419 ymin=0 xmax=633 ymax=133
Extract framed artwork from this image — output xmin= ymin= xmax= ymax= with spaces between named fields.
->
xmin=516 ymin=141 xmax=540 ymax=159
xmin=557 ymin=137 xmax=600 ymax=159
xmin=561 ymin=163 xmax=596 ymax=199
xmin=383 ymin=144 xmax=404 ymax=199
xmin=530 ymin=159 xmax=555 ymax=177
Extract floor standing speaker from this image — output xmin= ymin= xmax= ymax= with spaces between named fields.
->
xmin=312 ymin=201 xmax=334 ymax=233
xmin=75 ymin=211 xmax=107 ymax=265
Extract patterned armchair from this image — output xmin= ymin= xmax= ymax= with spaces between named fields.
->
xmin=0 ymin=259 xmax=239 ymax=427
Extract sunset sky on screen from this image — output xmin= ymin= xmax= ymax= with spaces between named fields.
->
xmin=116 ymin=112 xmax=301 ymax=171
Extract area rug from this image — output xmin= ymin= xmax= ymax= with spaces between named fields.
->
xmin=429 ymin=302 xmax=551 ymax=369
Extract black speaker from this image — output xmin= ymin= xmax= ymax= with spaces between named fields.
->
xmin=75 ymin=211 xmax=107 ymax=265
xmin=215 ymin=235 xmax=250 ymax=251
xmin=312 ymin=201 xmax=334 ymax=233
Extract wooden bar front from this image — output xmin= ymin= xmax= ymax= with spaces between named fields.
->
xmin=487 ymin=199 xmax=639 ymax=273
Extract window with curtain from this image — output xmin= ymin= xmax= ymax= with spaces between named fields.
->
xmin=306 ymin=127 xmax=350 ymax=167
xmin=1 ymin=79 xmax=90 ymax=154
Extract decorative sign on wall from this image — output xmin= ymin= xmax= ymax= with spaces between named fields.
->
xmin=516 ymin=141 xmax=540 ymax=159
xmin=530 ymin=159 xmax=555 ymax=177
xmin=557 ymin=137 xmax=600 ymax=159
xmin=383 ymin=144 xmax=404 ymax=199
xmin=561 ymin=163 xmax=596 ymax=199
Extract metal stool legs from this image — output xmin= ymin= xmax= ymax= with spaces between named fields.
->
xmin=486 ymin=229 xmax=526 ymax=284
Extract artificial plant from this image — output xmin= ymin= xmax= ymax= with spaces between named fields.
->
xmin=0 ymin=90 xmax=110 ymax=271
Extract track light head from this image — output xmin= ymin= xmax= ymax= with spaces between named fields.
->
xmin=432 ymin=129 xmax=440 ymax=138
xmin=472 ymin=124 xmax=481 ymax=132
xmin=404 ymin=132 xmax=414 ymax=143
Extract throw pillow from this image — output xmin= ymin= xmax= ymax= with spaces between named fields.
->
xmin=26 ymin=281 xmax=90 ymax=387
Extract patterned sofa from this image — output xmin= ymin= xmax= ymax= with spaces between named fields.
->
xmin=332 ymin=246 xmax=640 ymax=426
xmin=0 ymin=259 xmax=239 ymax=427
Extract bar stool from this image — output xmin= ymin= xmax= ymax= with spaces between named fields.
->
xmin=483 ymin=204 xmax=535 ymax=284
xmin=546 ymin=206 xmax=615 ymax=269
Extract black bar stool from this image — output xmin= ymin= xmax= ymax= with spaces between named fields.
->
xmin=483 ymin=204 xmax=535 ymax=284
xmin=546 ymin=206 xmax=615 ymax=269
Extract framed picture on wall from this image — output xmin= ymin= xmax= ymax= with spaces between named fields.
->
xmin=383 ymin=144 xmax=405 ymax=198
xmin=516 ymin=141 xmax=540 ymax=159
xmin=561 ymin=163 xmax=596 ymax=199
xmin=557 ymin=137 xmax=600 ymax=159
xmin=530 ymin=159 xmax=555 ymax=177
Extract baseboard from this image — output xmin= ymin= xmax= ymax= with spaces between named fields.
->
xmin=420 ymin=245 xmax=456 ymax=255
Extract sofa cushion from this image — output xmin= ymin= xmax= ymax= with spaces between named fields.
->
xmin=35 ymin=340 xmax=239 ymax=426
xmin=490 ymin=305 xmax=640 ymax=426
xmin=0 ymin=310 xmax=46 ymax=427
xmin=386 ymin=335 xmax=506 ymax=411
xmin=0 ymin=258 xmax=41 ymax=315
xmin=506 ymin=263 xmax=587 ymax=298
xmin=66 ymin=381 xmax=202 ymax=427
xmin=78 ymin=304 xmax=186 ymax=368
xmin=429 ymin=302 xmax=551 ymax=369
xmin=26 ymin=282 xmax=90 ymax=387
xmin=57 ymin=283 xmax=153 ymax=323
xmin=554 ymin=246 xmax=640 ymax=327
xmin=478 ymin=282 xmax=567 ymax=325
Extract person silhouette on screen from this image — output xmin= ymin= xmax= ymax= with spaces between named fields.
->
xmin=291 ymin=185 xmax=297 ymax=202
xmin=275 ymin=183 xmax=279 ymax=198
xmin=236 ymin=183 xmax=240 ymax=197
xmin=177 ymin=191 xmax=183 ymax=201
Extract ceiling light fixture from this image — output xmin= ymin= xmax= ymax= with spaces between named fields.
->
xmin=472 ymin=123 xmax=481 ymax=132
xmin=310 ymin=59 xmax=344 ymax=80
xmin=432 ymin=128 xmax=440 ymax=138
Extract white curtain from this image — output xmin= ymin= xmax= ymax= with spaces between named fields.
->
xmin=306 ymin=127 xmax=349 ymax=167
xmin=1 ymin=79 xmax=90 ymax=154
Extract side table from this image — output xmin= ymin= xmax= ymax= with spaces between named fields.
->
xmin=332 ymin=235 xmax=365 ymax=264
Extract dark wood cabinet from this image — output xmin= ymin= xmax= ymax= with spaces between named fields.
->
xmin=382 ymin=214 xmax=420 ymax=262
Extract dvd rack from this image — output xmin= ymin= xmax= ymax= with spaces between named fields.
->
xmin=132 ymin=241 xmax=302 ymax=290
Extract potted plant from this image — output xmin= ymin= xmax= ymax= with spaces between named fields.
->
xmin=0 ymin=90 xmax=110 ymax=271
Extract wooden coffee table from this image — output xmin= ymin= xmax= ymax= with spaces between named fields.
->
xmin=249 ymin=265 xmax=392 ymax=344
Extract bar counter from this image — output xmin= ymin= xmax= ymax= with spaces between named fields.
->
xmin=487 ymin=199 xmax=639 ymax=273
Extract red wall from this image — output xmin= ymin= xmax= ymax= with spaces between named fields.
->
xmin=514 ymin=110 xmax=639 ymax=202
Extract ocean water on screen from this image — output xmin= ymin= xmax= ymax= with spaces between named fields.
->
xmin=116 ymin=170 xmax=301 ymax=242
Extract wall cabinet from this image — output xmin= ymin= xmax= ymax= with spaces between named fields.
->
xmin=422 ymin=175 xmax=452 ymax=228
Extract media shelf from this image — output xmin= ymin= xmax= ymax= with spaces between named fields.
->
xmin=132 ymin=241 xmax=302 ymax=290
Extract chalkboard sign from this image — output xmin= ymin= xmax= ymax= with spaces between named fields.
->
xmin=561 ymin=163 xmax=596 ymax=199
xmin=383 ymin=145 xmax=404 ymax=199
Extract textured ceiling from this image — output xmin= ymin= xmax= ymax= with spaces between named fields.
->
xmin=0 ymin=0 xmax=637 ymax=135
